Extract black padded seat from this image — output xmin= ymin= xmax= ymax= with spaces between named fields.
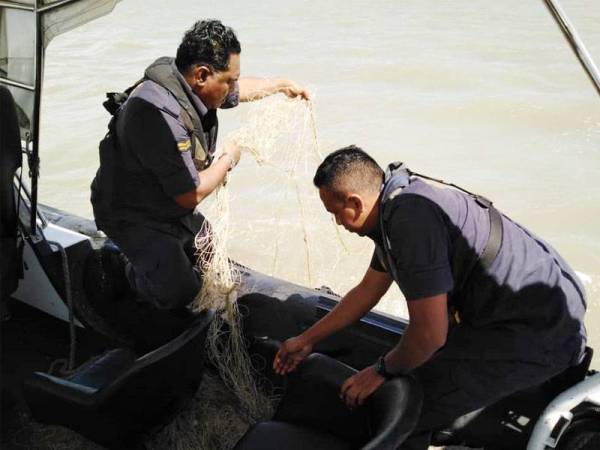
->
xmin=235 ymin=350 xmax=423 ymax=450
xmin=236 ymin=421 xmax=351 ymax=450
xmin=66 ymin=348 xmax=135 ymax=389
xmin=23 ymin=309 xmax=215 ymax=449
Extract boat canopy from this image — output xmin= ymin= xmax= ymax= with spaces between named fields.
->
xmin=1 ymin=0 xmax=120 ymax=233
xmin=0 ymin=0 xmax=121 ymax=140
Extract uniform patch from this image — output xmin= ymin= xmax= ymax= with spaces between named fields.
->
xmin=177 ymin=139 xmax=191 ymax=152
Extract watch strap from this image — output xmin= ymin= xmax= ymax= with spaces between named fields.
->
xmin=375 ymin=356 xmax=393 ymax=379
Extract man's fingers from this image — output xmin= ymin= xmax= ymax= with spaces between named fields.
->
xmin=340 ymin=377 xmax=359 ymax=408
xmin=357 ymin=391 xmax=367 ymax=406
xmin=274 ymin=347 xmax=291 ymax=373
xmin=284 ymin=357 xmax=299 ymax=373
xmin=281 ymin=363 xmax=296 ymax=375
xmin=274 ymin=352 xmax=302 ymax=375
xmin=273 ymin=339 xmax=311 ymax=375
xmin=283 ymin=84 xmax=310 ymax=101
xmin=344 ymin=387 xmax=358 ymax=408
xmin=340 ymin=377 xmax=354 ymax=401
xmin=340 ymin=380 xmax=350 ymax=397
xmin=276 ymin=355 xmax=294 ymax=375
xmin=273 ymin=350 xmax=284 ymax=370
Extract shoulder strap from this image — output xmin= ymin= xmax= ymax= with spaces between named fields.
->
xmin=102 ymin=79 xmax=144 ymax=116
xmin=377 ymin=163 xmax=411 ymax=286
xmin=479 ymin=205 xmax=503 ymax=269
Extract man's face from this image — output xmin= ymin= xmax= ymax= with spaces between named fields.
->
xmin=195 ymin=53 xmax=240 ymax=109
xmin=319 ymin=186 xmax=371 ymax=235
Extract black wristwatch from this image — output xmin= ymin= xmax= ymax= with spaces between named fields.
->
xmin=374 ymin=356 xmax=394 ymax=379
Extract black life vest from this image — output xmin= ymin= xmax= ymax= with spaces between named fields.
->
xmin=375 ymin=162 xmax=503 ymax=299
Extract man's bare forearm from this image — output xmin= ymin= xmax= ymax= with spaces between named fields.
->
xmin=174 ymin=155 xmax=232 ymax=209
xmin=301 ymin=287 xmax=375 ymax=345
xmin=195 ymin=155 xmax=233 ymax=199
xmin=238 ymin=77 xmax=309 ymax=102
xmin=238 ymin=77 xmax=275 ymax=101
xmin=301 ymin=269 xmax=392 ymax=346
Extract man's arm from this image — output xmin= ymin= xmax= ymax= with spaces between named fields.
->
xmin=238 ymin=77 xmax=310 ymax=102
xmin=385 ymin=293 xmax=448 ymax=373
xmin=341 ymin=198 xmax=452 ymax=407
xmin=273 ymin=268 xmax=393 ymax=375
xmin=174 ymin=141 xmax=241 ymax=209
xmin=340 ymin=292 xmax=448 ymax=408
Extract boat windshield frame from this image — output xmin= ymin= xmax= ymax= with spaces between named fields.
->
xmin=0 ymin=0 xmax=120 ymax=235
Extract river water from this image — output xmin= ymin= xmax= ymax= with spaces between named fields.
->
xmin=39 ymin=0 xmax=600 ymax=367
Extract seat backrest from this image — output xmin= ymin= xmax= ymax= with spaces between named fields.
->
xmin=0 ymin=85 xmax=23 ymax=298
xmin=362 ymin=373 xmax=423 ymax=450
xmin=98 ymin=309 xmax=214 ymax=404
xmin=275 ymin=353 xmax=423 ymax=450
xmin=24 ymin=309 xmax=215 ymax=449
xmin=543 ymin=346 xmax=594 ymax=397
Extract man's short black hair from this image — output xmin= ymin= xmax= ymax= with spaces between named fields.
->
xmin=313 ymin=145 xmax=384 ymax=195
xmin=175 ymin=20 xmax=241 ymax=74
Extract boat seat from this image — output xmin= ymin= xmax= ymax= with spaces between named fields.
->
xmin=0 ymin=86 xmax=23 ymax=302
xmin=235 ymin=349 xmax=423 ymax=450
xmin=23 ymin=309 xmax=215 ymax=449
xmin=238 ymin=421 xmax=352 ymax=450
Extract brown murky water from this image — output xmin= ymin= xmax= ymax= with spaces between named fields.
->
xmin=39 ymin=0 xmax=600 ymax=369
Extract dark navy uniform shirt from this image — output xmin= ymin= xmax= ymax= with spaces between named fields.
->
xmin=99 ymin=65 xmax=239 ymax=230
xmin=369 ymin=178 xmax=587 ymax=365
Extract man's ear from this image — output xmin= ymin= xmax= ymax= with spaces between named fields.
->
xmin=194 ymin=65 xmax=212 ymax=86
xmin=346 ymin=194 xmax=364 ymax=219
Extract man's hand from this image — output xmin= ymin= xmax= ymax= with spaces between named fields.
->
xmin=175 ymin=140 xmax=241 ymax=208
xmin=222 ymin=140 xmax=241 ymax=167
xmin=273 ymin=336 xmax=313 ymax=375
xmin=278 ymin=81 xmax=310 ymax=100
xmin=340 ymin=365 xmax=385 ymax=409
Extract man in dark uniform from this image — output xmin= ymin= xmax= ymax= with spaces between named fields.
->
xmin=273 ymin=146 xmax=587 ymax=449
xmin=91 ymin=20 xmax=308 ymax=310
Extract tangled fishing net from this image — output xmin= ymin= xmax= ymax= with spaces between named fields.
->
xmin=148 ymin=95 xmax=325 ymax=450
xmin=196 ymin=94 xmax=323 ymax=418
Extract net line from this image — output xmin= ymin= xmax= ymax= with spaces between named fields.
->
xmin=191 ymin=95 xmax=324 ymax=436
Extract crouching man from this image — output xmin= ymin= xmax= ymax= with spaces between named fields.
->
xmin=91 ymin=20 xmax=309 ymax=309
xmin=274 ymin=145 xmax=587 ymax=449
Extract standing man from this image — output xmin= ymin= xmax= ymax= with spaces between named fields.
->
xmin=91 ymin=20 xmax=309 ymax=310
xmin=274 ymin=145 xmax=587 ymax=449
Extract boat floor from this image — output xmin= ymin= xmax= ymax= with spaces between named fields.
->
xmin=1 ymin=300 xmax=108 ymax=449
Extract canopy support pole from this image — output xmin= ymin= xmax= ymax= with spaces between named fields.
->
xmin=542 ymin=0 xmax=600 ymax=97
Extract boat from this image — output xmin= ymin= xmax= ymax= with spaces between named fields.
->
xmin=1 ymin=1 xmax=599 ymax=449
